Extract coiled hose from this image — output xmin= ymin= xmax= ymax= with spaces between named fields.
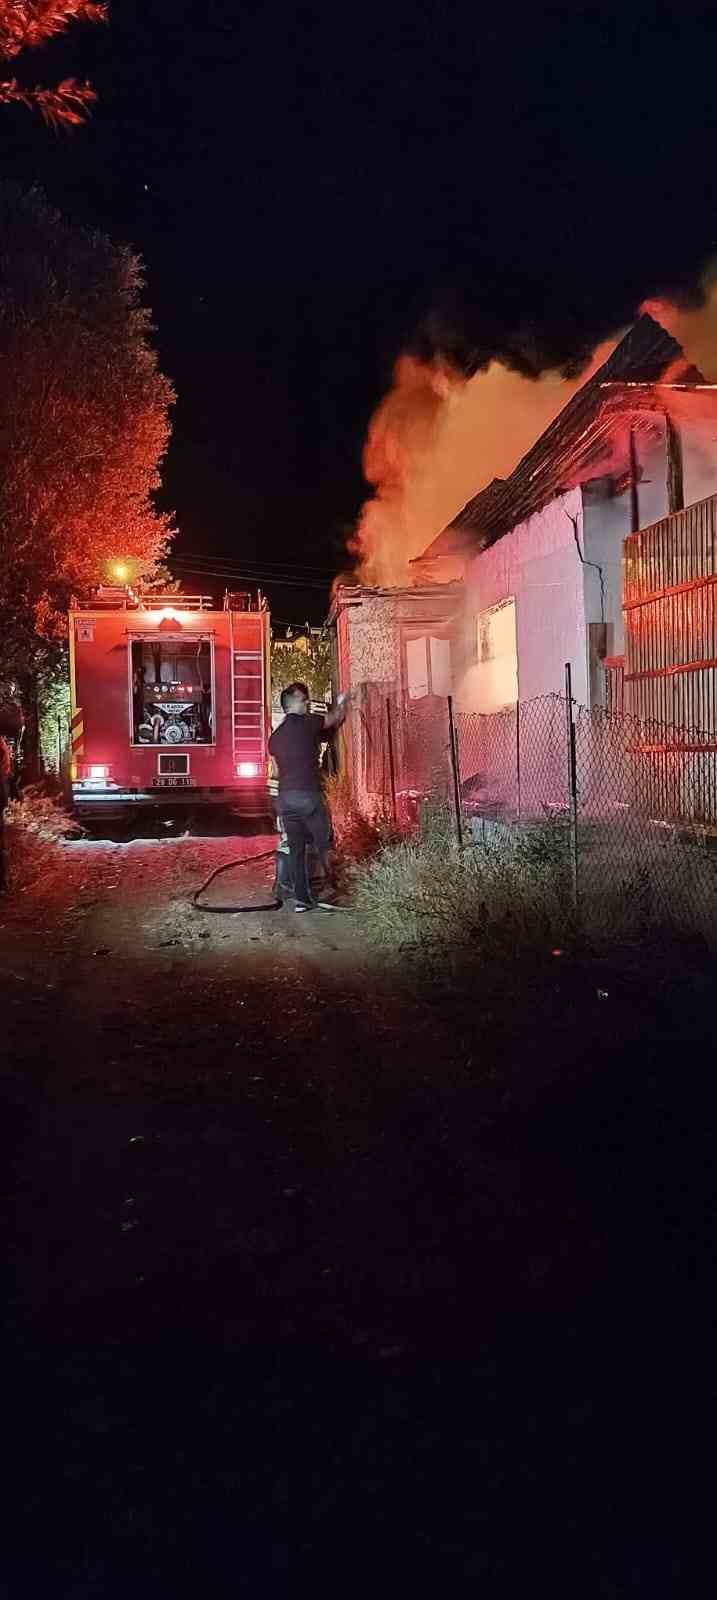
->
xmin=191 ymin=848 xmax=283 ymax=913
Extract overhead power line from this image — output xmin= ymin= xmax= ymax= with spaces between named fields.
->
xmin=172 ymin=551 xmax=336 ymax=576
xmin=171 ymin=561 xmax=329 ymax=588
xmin=170 ymin=560 xmax=330 ymax=591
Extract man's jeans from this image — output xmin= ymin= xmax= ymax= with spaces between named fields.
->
xmin=278 ymin=790 xmax=332 ymax=904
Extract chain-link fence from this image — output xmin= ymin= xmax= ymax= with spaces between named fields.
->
xmin=344 ymin=679 xmax=717 ymax=945
xmin=570 ymin=703 xmax=717 ymax=942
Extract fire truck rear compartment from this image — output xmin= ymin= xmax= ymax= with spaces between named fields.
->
xmin=131 ymin=637 xmax=212 ymax=746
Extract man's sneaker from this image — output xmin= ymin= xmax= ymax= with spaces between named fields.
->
xmin=295 ymin=899 xmax=345 ymax=913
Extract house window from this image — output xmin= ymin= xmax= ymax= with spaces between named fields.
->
xmin=405 ymin=634 xmax=452 ymax=699
xmin=477 ymin=598 xmax=518 ymax=711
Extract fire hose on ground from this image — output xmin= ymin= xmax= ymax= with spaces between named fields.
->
xmin=191 ymin=833 xmax=289 ymax=914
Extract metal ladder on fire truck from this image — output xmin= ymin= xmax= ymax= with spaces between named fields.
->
xmin=226 ymin=592 xmax=267 ymax=790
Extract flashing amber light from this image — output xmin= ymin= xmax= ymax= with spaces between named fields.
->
xmin=89 ymin=764 xmax=109 ymax=779
xmin=237 ymin=762 xmax=259 ymax=778
xmin=111 ymin=562 xmax=129 ymax=582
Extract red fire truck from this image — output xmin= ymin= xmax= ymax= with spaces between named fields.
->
xmin=69 ymin=587 xmax=272 ymax=820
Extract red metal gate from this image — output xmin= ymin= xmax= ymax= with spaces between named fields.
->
xmin=624 ymin=492 xmax=717 ymax=731
xmin=623 ymin=493 xmax=717 ymax=822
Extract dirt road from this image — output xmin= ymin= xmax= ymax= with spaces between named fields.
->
xmin=2 ymin=829 xmax=714 ymax=1592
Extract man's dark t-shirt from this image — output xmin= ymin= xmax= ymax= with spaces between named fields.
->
xmin=269 ymin=713 xmax=326 ymax=795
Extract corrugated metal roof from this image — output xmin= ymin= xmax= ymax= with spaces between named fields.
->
xmin=413 ymin=314 xmax=695 ymax=569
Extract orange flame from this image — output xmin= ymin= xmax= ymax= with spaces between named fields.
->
xmin=352 ymin=340 xmax=620 ymax=586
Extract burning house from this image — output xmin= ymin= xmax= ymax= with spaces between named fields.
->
xmin=411 ymin=313 xmax=717 ymax=718
xmin=333 ymin=313 xmax=717 ymax=821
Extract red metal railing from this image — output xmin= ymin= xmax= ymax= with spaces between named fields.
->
xmin=623 ymin=491 xmax=717 ymax=731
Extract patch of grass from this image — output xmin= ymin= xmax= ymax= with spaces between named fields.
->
xmin=324 ymin=772 xmax=401 ymax=865
xmin=353 ymin=809 xmax=574 ymax=959
xmin=354 ymin=801 xmax=717 ymax=962
xmin=3 ymin=786 xmax=81 ymax=890
xmin=576 ymin=821 xmax=717 ymax=948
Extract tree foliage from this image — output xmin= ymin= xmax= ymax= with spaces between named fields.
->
xmin=0 ymin=183 xmax=175 ymax=761
xmin=0 ymin=1 xmax=105 ymax=127
xmin=271 ymin=635 xmax=333 ymax=711
xmin=37 ymin=648 xmax=70 ymax=770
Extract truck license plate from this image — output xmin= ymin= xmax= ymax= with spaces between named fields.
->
xmin=152 ymin=776 xmax=192 ymax=788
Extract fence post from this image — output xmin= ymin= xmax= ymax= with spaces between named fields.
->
xmin=564 ymin=663 xmax=579 ymax=912
xmin=447 ymin=694 xmax=463 ymax=849
xmin=515 ymin=700 xmax=521 ymax=820
xmin=385 ymin=696 xmax=398 ymax=825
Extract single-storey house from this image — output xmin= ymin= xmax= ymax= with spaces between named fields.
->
xmin=331 ymin=313 xmax=717 ymax=817
xmin=410 ymin=313 xmax=717 ymax=717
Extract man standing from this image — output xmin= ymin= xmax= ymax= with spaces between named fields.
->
xmin=268 ymin=680 xmax=349 ymax=912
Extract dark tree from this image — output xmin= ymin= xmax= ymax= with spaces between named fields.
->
xmin=0 ymin=183 xmax=175 ymax=772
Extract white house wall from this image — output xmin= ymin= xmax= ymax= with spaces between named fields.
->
xmin=636 ymin=417 xmax=670 ymax=529
xmin=595 ymin=411 xmax=716 ymax=533
xmin=459 ymin=488 xmax=588 ymax=710
xmin=581 ymin=479 xmax=631 ymax=660
xmin=341 ymin=594 xmax=400 ymax=689
xmin=630 ymin=409 xmax=717 ymax=514
xmin=682 ymin=424 xmax=717 ymax=507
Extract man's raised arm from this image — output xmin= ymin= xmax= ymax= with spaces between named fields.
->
xmin=323 ymin=690 xmax=351 ymax=731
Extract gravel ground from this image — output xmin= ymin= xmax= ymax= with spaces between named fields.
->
xmin=1 ymin=827 xmax=715 ymax=1594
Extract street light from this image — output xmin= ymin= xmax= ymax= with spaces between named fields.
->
xmin=111 ymin=561 xmax=129 ymax=582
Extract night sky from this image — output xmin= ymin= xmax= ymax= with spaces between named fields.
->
xmin=4 ymin=1 xmax=717 ymax=621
